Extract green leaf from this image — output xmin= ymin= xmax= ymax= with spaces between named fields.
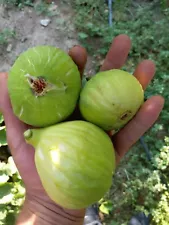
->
xmin=0 ymin=174 xmax=9 ymax=186
xmin=15 ymin=182 xmax=25 ymax=198
xmin=11 ymin=182 xmax=25 ymax=206
xmin=5 ymin=157 xmax=18 ymax=177
xmin=5 ymin=211 xmax=17 ymax=225
xmin=78 ymin=32 xmax=88 ymax=39
xmin=0 ymin=162 xmax=10 ymax=185
xmin=0 ymin=183 xmax=14 ymax=205
xmin=0 ymin=126 xmax=7 ymax=147
xmin=11 ymin=195 xmax=25 ymax=207
xmin=99 ymin=201 xmax=113 ymax=215
xmin=0 ymin=162 xmax=6 ymax=171
xmin=109 ymin=221 xmax=119 ymax=225
xmin=0 ymin=158 xmax=20 ymax=186
xmin=0 ymin=113 xmax=3 ymax=124
xmin=0 ymin=206 xmax=7 ymax=222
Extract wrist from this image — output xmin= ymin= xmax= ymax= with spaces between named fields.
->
xmin=16 ymin=193 xmax=85 ymax=225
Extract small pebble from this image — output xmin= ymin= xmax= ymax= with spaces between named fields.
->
xmin=40 ymin=19 xmax=51 ymax=27
xmin=6 ymin=44 xmax=12 ymax=52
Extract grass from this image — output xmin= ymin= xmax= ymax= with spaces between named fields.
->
xmin=0 ymin=29 xmax=16 ymax=45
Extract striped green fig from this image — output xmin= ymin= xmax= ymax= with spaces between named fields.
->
xmin=79 ymin=69 xmax=144 ymax=132
xmin=24 ymin=120 xmax=115 ymax=209
xmin=8 ymin=45 xmax=81 ymax=127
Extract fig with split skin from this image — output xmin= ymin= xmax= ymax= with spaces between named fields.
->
xmin=24 ymin=120 xmax=116 ymax=209
xmin=79 ymin=69 xmax=144 ymax=132
xmin=8 ymin=45 xmax=81 ymax=127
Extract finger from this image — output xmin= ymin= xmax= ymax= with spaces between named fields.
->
xmin=113 ymin=95 xmax=164 ymax=161
xmin=4 ymin=110 xmax=41 ymax=189
xmin=134 ymin=60 xmax=156 ymax=90
xmin=68 ymin=45 xmax=88 ymax=77
xmin=100 ymin=34 xmax=131 ymax=71
xmin=0 ymin=73 xmax=9 ymax=113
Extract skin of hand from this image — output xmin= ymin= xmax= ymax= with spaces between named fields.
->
xmin=0 ymin=34 xmax=164 ymax=225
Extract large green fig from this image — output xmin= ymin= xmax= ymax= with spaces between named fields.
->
xmin=24 ymin=120 xmax=115 ymax=209
xmin=79 ymin=69 xmax=144 ymax=131
xmin=8 ymin=45 xmax=81 ymax=127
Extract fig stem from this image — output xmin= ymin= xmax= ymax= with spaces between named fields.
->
xmin=24 ymin=129 xmax=33 ymax=140
xmin=24 ymin=128 xmax=41 ymax=147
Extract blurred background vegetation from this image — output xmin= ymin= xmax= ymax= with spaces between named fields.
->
xmin=0 ymin=0 xmax=169 ymax=224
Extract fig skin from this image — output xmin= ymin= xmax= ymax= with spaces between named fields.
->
xmin=24 ymin=120 xmax=116 ymax=209
xmin=79 ymin=69 xmax=144 ymax=131
xmin=8 ymin=45 xmax=81 ymax=127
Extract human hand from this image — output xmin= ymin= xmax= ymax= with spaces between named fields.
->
xmin=0 ymin=34 xmax=164 ymax=225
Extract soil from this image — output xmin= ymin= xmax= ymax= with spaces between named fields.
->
xmin=0 ymin=1 xmax=93 ymax=74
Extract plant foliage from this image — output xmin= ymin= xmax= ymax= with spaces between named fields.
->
xmin=0 ymin=29 xmax=16 ymax=45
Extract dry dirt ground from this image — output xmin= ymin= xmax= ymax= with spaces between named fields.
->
xmin=0 ymin=1 xmax=93 ymax=74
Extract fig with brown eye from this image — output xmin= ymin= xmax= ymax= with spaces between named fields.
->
xmin=79 ymin=69 xmax=144 ymax=131
xmin=8 ymin=45 xmax=81 ymax=127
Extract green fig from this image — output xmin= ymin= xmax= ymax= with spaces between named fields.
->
xmin=24 ymin=120 xmax=115 ymax=209
xmin=8 ymin=45 xmax=81 ymax=127
xmin=79 ymin=69 xmax=144 ymax=131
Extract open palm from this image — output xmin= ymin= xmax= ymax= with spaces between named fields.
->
xmin=0 ymin=34 xmax=164 ymax=214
